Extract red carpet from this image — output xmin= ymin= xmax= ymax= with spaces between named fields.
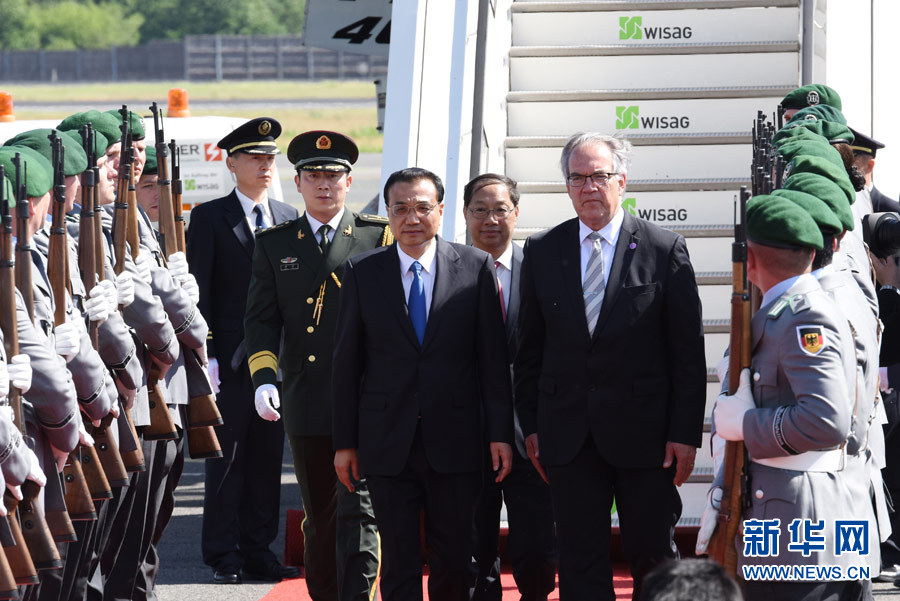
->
xmin=260 ymin=567 xmax=634 ymax=600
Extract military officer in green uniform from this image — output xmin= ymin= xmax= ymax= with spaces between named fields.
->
xmin=244 ymin=131 xmax=388 ymax=601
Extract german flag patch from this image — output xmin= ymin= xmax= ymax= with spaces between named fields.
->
xmin=797 ymin=325 xmax=826 ymax=356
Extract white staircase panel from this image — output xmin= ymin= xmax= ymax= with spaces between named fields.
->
xmin=508 ymin=97 xmax=782 ymax=137
xmin=686 ymin=238 xmax=732 ymax=273
xmin=510 ymin=53 xmax=798 ymax=92
xmin=505 ymin=144 xmax=750 ymax=183
xmin=699 ymin=285 xmax=731 ymax=322
xmin=705 ymin=331 xmax=729 ymax=372
xmin=676 ymin=483 xmax=711 ymax=519
xmin=513 ymin=8 xmax=799 ymax=47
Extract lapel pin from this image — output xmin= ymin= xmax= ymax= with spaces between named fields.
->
xmin=298 ymin=230 xmax=305 ymax=239
xmin=343 ymin=225 xmax=352 ymax=236
xmin=629 ymin=242 xmax=637 ymax=250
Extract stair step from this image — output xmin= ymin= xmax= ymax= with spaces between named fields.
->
xmin=507 ymin=97 xmax=781 ymax=137
xmin=512 ymin=1 xmax=800 ymax=12
xmin=511 ymin=41 xmax=798 ymax=57
xmin=517 ymin=179 xmax=750 ymax=194
xmin=511 ymin=53 xmax=798 ymax=92
xmin=704 ymin=318 xmax=730 ymax=334
xmin=696 ymin=271 xmax=733 ymax=286
xmin=670 ymin=224 xmax=734 ymax=238
xmin=508 ymin=85 xmax=794 ymax=102
xmin=506 ymin=132 xmax=751 ymax=147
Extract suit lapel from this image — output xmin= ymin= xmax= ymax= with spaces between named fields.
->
xmin=558 ymin=219 xmax=591 ymax=343
xmin=313 ymin=211 xmax=358 ymax=285
xmin=223 ymin=191 xmax=254 ymax=259
xmin=381 ymin=245 xmax=420 ymax=348
xmin=591 ymin=213 xmax=639 ymax=341
xmin=295 ymin=215 xmax=322 ymax=270
xmin=424 ymin=238 xmax=460 ymax=349
xmin=505 ymin=244 xmax=523 ymax=343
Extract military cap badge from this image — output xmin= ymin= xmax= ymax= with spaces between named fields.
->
xmin=259 ymin=120 xmax=272 ymax=135
xmin=806 ymin=90 xmax=820 ymax=105
xmin=316 ymin=135 xmax=332 ymax=150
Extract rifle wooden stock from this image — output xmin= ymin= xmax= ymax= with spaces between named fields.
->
xmin=118 ymin=406 xmax=145 ymax=472
xmin=0 ymin=530 xmax=18 ymax=599
xmin=169 ymin=141 xmax=185 ymax=254
xmin=61 ymin=450 xmax=98 ymax=519
xmin=89 ymin=418 xmax=129 ymax=488
xmin=79 ymin=445 xmax=112 ymax=501
xmin=143 ymin=364 xmax=177 ymax=441
xmin=126 ymin=165 xmax=140 ymax=261
xmin=187 ymin=426 xmax=222 ymax=460
xmin=708 ymin=187 xmax=752 ymax=576
xmin=3 ymin=492 xmax=37 ymax=585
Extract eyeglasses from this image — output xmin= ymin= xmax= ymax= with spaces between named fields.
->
xmin=466 ymin=207 xmax=513 ymax=220
xmin=388 ymin=203 xmax=439 ymax=218
xmin=566 ymin=171 xmax=619 ymax=188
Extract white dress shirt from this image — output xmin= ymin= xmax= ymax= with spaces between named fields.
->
xmin=235 ymin=188 xmax=272 ymax=232
xmin=398 ymin=239 xmax=437 ymax=320
xmin=579 ymin=208 xmax=624 ymax=288
xmin=306 ymin=208 xmax=345 ymax=244
xmin=493 ymin=243 xmax=513 ymax=311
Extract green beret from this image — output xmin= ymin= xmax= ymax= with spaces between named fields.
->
xmin=0 ymin=146 xmax=53 ymax=199
xmin=776 ymin=118 xmax=854 ymax=146
xmin=59 ymin=129 xmax=109 ymax=161
xmin=104 ymin=109 xmax=145 ymax=141
xmin=781 ymin=84 xmax=842 ymax=112
xmin=784 ymin=155 xmax=855 ymax=205
xmin=4 ymin=129 xmax=88 ymax=177
xmin=773 ymin=123 xmax=827 ymax=147
xmin=788 ymin=104 xmax=847 ymax=126
xmin=143 ymin=144 xmax=158 ymax=176
xmin=771 ymin=188 xmax=843 ymax=234
xmin=747 ymin=193 xmax=824 ymax=250
xmin=782 ymin=172 xmax=855 ymax=231
xmin=58 ymin=110 xmax=122 ymax=148
xmin=776 ymin=137 xmax=844 ymax=168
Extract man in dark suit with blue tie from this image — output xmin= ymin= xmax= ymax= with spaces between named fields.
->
xmin=186 ymin=117 xmax=300 ymax=584
xmin=332 ymin=167 xmax=514 ymax=601
xmin=464 ymin=173 xmax=556 ymax=601
xmin=515 ymin=134 xmax=706 ymax=601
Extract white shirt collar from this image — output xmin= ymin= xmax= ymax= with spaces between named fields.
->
xmin=761 ymin=273 xmax=815 ymax=309
xmin=398 ymin=238 xmax=438 ymax=276
xmin=306 ymin=208 xmax=345 ymax=236
xmin=494 ymin=244 xmax=513 ymax=272
xmin=235 ymin=187 xmax=270 ymax=219
xmin=579 ymin=208 xmax=625 ymax=246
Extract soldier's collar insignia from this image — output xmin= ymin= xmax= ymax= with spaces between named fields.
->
xmin=797 ymin=325 xmax=826 ymax=356
xmin=259 ymin=120 xmax=272 ymax=135
xmin=281 ymin=257 xmax=297 ymax=264
xmin=343 ymin=225 xmax=352 ymax=236
xmin=316 ymin=135 xmax=332 ymax=150
xmin=298 ymin=230 xmax=305 ymax=239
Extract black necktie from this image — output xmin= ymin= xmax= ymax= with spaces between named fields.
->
xmin=318 ymin=225 xmax=331 ymax=254
xmin=253 ymin=205 xmax=266 ymax=231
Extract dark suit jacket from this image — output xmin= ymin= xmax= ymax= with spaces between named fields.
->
xmin=514 ymin=214 xmax=706 ymax=468
xmin=332 ymin=236 xmax=513 ymax=477
xmin=871 ymin=186 xmax=900 ymax=214
xmin=185 ymin=189 xmax=298 ymax=373
xmin=504 ymin=244 xmax=529 ymax=459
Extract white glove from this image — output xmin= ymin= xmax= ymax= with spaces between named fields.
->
xmin=25 ymin=447 xmax=47 ymax=487
xmin=208 ymin=358 xmax=220 ymax=394
xmin=695 ymin=486 xmax=723 ymax=555
xmin=254 ymin=384 xmax=281 ymax=421
xmin=716 ymin=354 xmax=730 ymax=384
xmin=177 ymin=273 xmax=200 ymax=305
xmin=167 ymin=251 xmax=189 ymax=278
xmin=78 ymin=419 xmax=95 ymax=448
xmin=135 ymin=252 xmax=153 ymax=285
xmin=8 ymin=354 xmax=32 ymax=395
xmin=114 ymin=271 xmax=135 ymax=308
xmin=195 ymin=343 xmax=209 ymax=367
xmin=85 ymin=284 xmax=110 ymax=323
xmin=713 ymin=368 xmax=754 ymax=441
xmin=711 ymin=433 xmax=726 ymax=477
xmin=0 ymin=359 xmax=8 ymax=401
xmin=97 ymin=279 xmax=117 ymax=314
xmin=54 ymin=321 xmax=81 ymax=363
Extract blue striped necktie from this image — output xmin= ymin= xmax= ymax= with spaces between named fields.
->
xmin=408 ymin=261 xmax=426 ymax=344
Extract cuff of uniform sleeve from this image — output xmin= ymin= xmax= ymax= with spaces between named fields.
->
xmin=249 ymin=351 xmax=278 ymax=389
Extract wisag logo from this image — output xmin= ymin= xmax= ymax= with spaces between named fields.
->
xmin=616 ymin=105 xmax=690 ymax=130
xmin=619 ymin=17 xmax=642 ymax=40
xmin=621 ymin=197 xmax=688 ymax=223
xmin=619 ymin=15 xmax=693 ymax=40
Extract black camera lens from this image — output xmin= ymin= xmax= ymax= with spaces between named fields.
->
xmin=863 ymin=212 xmax=900 ymax=259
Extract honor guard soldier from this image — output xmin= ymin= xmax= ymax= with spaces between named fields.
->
xmin=187 ymin=118 xmax=299 ymax=585
xmin=244 ymin=131 xmax=387 ymax=601
xmin=709 ymin=195 xmax=868 ymax=601
xmin=779 ymin=84 xmax=843 ymax=121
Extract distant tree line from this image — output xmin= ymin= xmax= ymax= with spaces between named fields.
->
xmin=0 ymin=0 xmax=306 ymax=50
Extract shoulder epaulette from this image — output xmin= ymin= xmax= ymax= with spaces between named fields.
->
xmin=256 ymin=219 xmax=295 ymax=237
xmin=767 ymin=297 xmax=790 ymax=319
xmin=788 ymin=293 xmax=811 ymax=314
xmin=356 ymin=213 xmax=389 ymax=224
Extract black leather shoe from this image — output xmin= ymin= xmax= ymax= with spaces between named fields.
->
xmin=241 ymin=563 xmax=302 ymax=582
xmin=213 ymin=569 xmax=242 ymax=585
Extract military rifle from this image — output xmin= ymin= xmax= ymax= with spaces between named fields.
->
xmin=0 ymin=164 xmax=29 ymax=595
xmin=8 ymin=153 xmax=64 ymax=574
xmin=149 ymin=103 xmax=222 ymax=459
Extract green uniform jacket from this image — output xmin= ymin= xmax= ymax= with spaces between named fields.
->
xmin=245 ymin=210 xmax=392 ymax=436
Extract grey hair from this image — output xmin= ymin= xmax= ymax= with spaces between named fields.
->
xmin=559 ymin=133 xmax=633 ymax=178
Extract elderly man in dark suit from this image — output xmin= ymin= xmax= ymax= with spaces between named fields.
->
xmin=332 ymin=167 xmax=513 ymax=601
xmin=515 ymin=133 xmax=706 ymax=601
xmin=464 ymin=173 xmax=556 ymax=601
xmin=186 ymin=118 xmax=300 ymax=585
